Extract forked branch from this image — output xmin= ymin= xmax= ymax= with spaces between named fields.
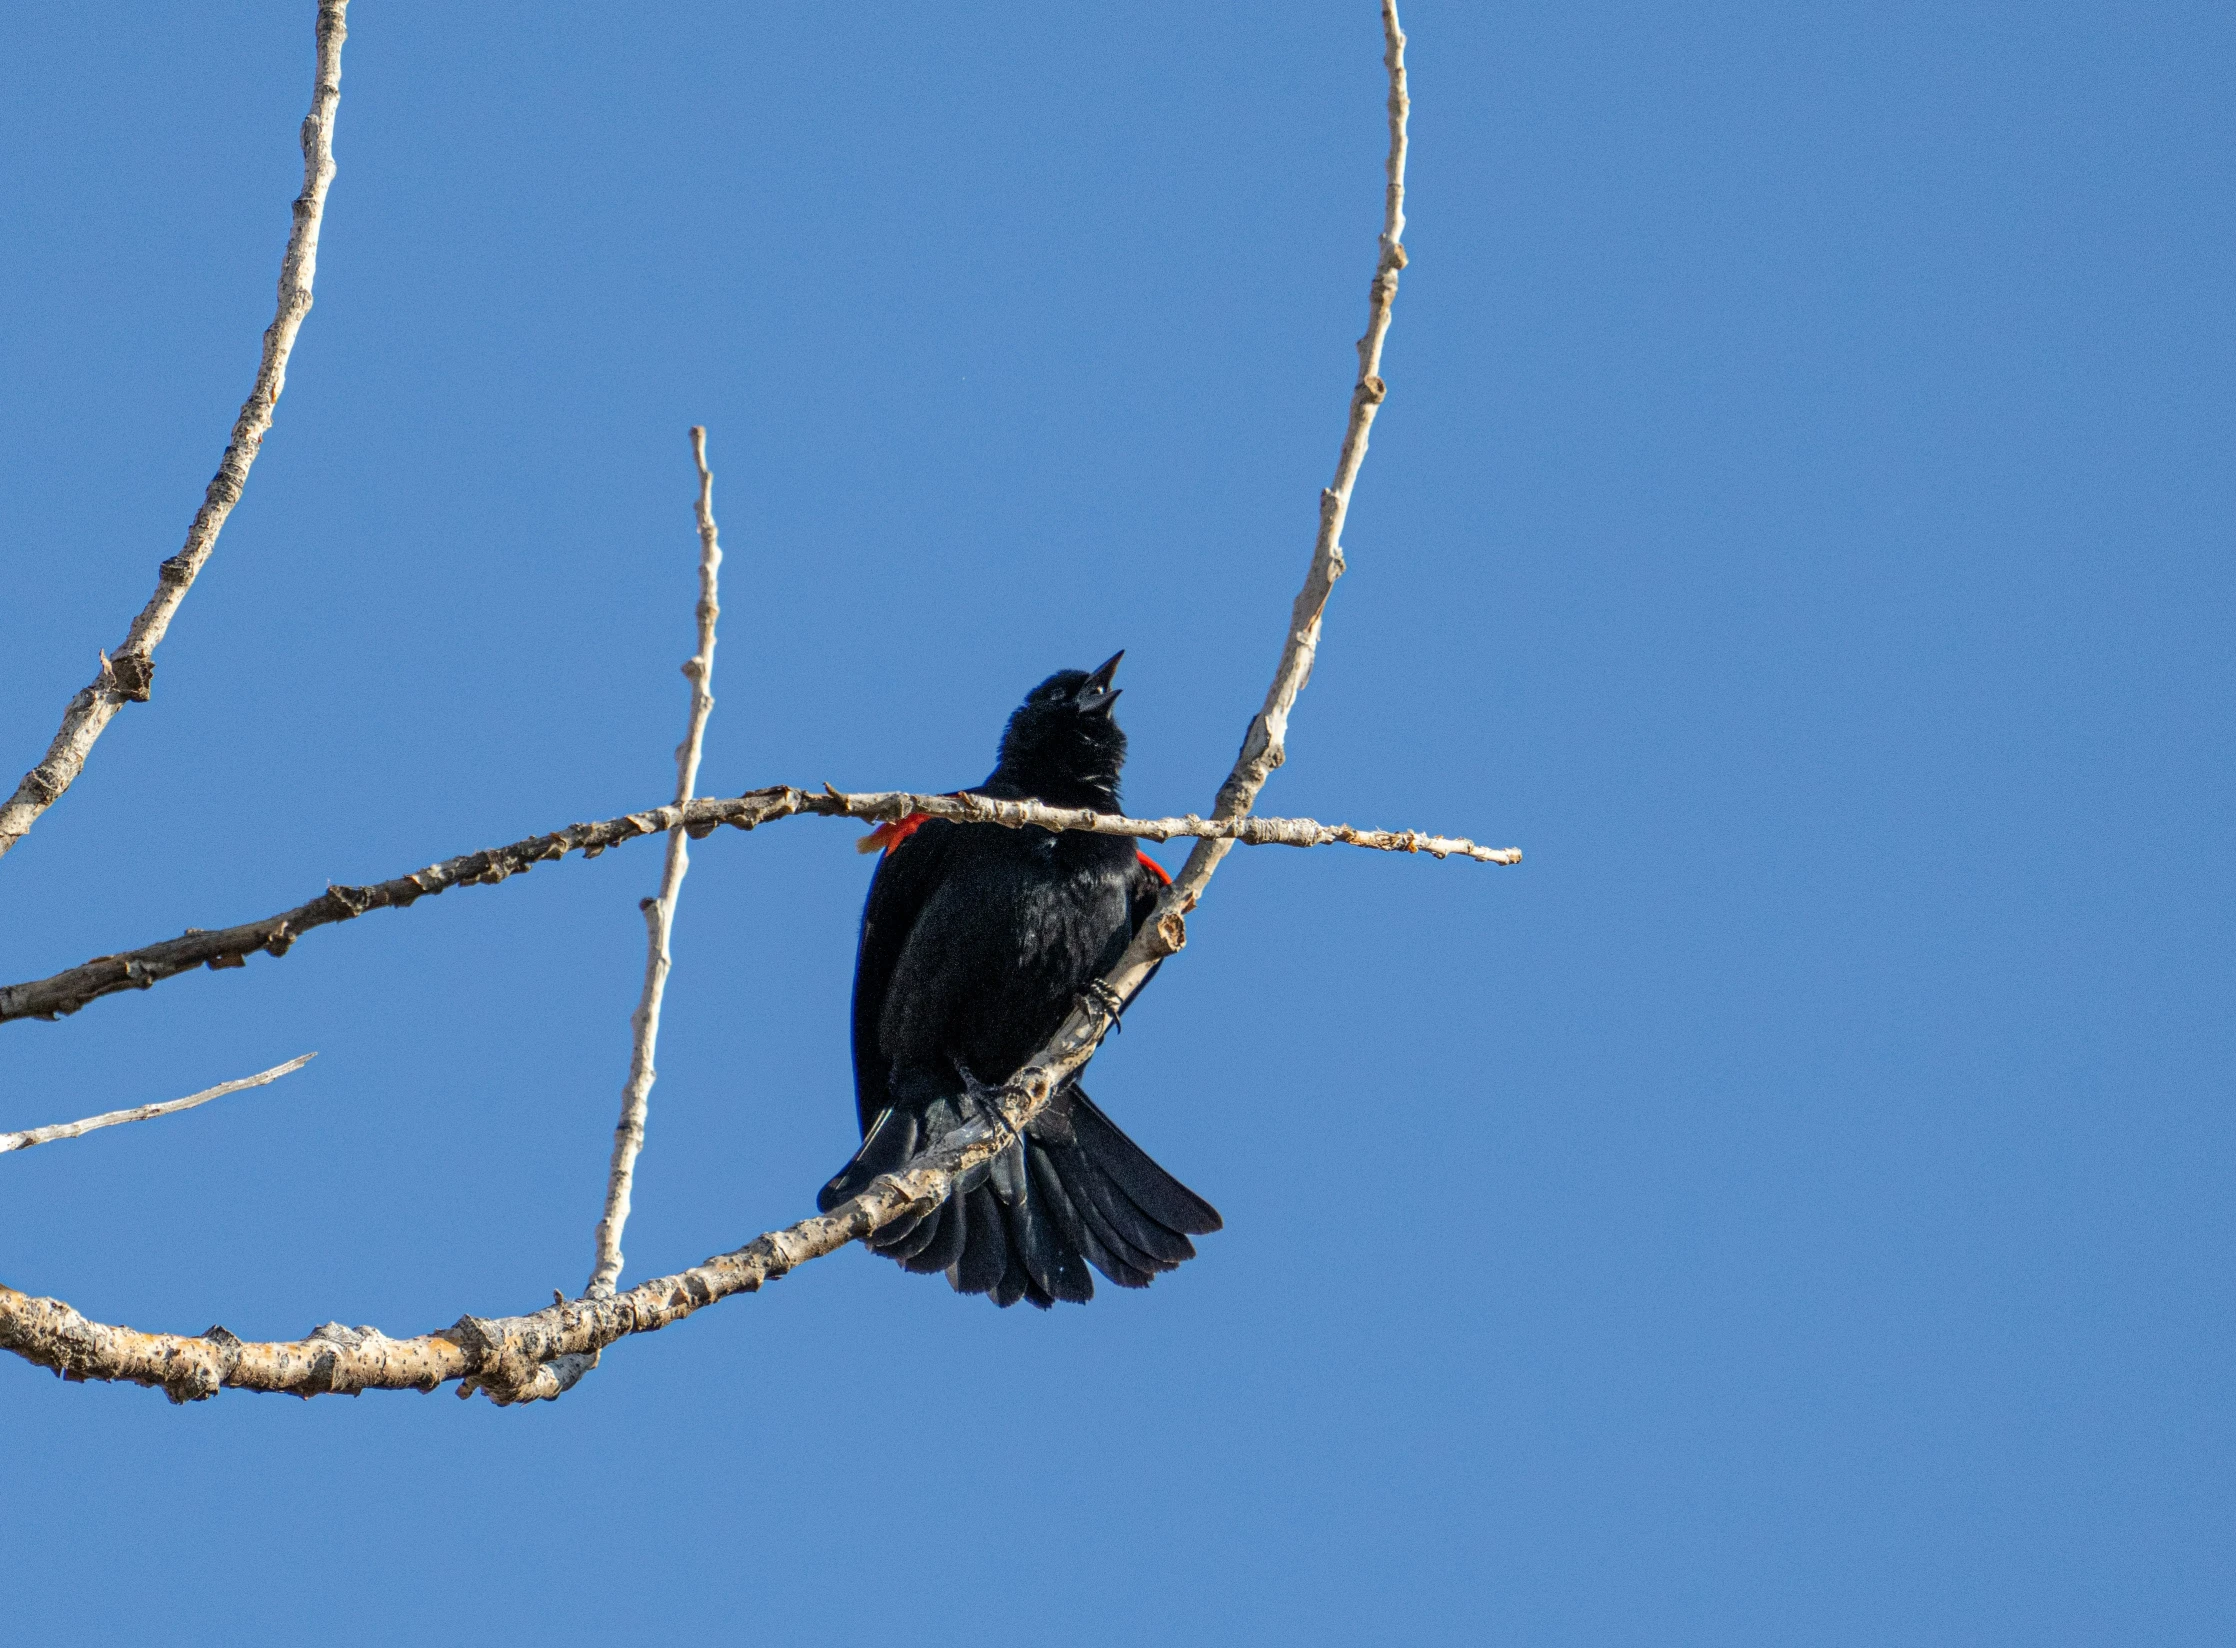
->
xmin=0 ymin=2 xmax=1459 ymax=1406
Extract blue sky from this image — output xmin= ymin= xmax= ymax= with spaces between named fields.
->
xmin=1 ymin=3 xmax=2228 ymax=1642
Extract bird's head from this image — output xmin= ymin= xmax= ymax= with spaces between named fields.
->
xmin=992 ymin=651 xmax=1128 ymax=806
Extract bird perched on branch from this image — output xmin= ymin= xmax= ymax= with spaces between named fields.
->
xmin=818 ymin=651 xmax=1222 ymax=1307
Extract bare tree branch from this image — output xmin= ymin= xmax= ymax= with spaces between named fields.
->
xmin=586 ymin=427 xmax=727 ymax=1302
xmin=0 ymin=1 xmax=349 ymax=863
xmin=0 ymin=1056 xmax=315 ymax=1156
xmin=0 ymin=2 xmax=1429 ymax=1407
xmin=0 ymin=788 xmax=1511 ymax=1028
xmin=0 ymin=1134 xmax=954 ymax=1404
xmin=1186 ymin=0 xmax=1409 ymax=904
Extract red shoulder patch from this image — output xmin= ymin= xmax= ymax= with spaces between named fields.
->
xmin=857 ymin=812 xmax=932 ymax=856
xmin=1135 ymin=849 xmax=1173 ymax=887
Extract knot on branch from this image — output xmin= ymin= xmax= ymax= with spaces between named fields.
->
xmin=202 ymin=1325 xmax=244 ymax=1358
xmin=178 ymin=1324 xmax=245 ymax=1402
xmin=446 ymin=1307 xmax=601 ymax=1406
xmin=325 ymin=883 xmax=374 ymax=917
xmin=109 ymin=651 xmax=155 ymax=702
xmin=1358 ymin=375 xmax=1388 ymax=406
xmin=446 ymin=1312 xmax=517 ymax=1403
xmin=17 ymin=766 xmax=62 ymax=805
xmin=300 ymin=1324 xmax=360 ymax=1396
xmin=160 ymin=1351 xmax=225 ymax=1405
xmin=998 ymin=1068 xmax=1057 ymax=1131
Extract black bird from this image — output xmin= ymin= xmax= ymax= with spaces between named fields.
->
xmin=817 ymin=652 xmax=1222 ymax=1308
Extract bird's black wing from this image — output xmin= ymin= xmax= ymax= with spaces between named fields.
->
xmin=850 ymin=815 xmax=964 ymax=1136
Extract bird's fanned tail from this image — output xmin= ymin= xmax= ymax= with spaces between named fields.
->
xmin=817 ymin=1084 xmax=1219 ymax=1309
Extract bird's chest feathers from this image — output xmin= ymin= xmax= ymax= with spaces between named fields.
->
xmin=909 ymin=831 xmax=1128 ymax=982
xmin=875 ymin=831 xmax=1130 ymax=1067
xmin=1000 ymin=835 xmax=1126 ymax=966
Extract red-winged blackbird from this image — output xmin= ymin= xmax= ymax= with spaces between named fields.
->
xmin=817 ymin=652 xmax=1222 ymax=1308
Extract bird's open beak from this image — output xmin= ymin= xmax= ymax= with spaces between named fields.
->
xmin=1076 ymin=650 xmax=1124 ymax=715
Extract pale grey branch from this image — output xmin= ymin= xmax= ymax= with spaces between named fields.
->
xmin=584 ymin=427 xmax=727 ymax=1308
xmin=0 ymin=1 xmax=349 ymax=862
xmin=0 ymin=1055 xmax=315 ymax=1156
xmin=0 ymin=1089 xmax=1114 ymax=1404
xmin=0 ymin=1117 xmax=985 ymax=1403
xmin=1185 ymin=0 xmax=1409 ymax=908
xmin=0 ymin=785 xmax=1510 ymax=1028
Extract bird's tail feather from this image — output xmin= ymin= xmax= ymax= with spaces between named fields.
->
xmin=816 ymin=1084 xmax=1219 ymax=1309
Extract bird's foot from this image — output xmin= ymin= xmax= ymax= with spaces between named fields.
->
xmin=956 ymin=1066 xmax=1021 ymax=1150
xmin=1078 ymin=978 xmax=1127 ymax=1034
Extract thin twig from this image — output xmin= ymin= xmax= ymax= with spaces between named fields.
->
xmin=1188 ymin=0 xmax=1409 ymax=901
xmin=837 ymin=791 xmax=1513 ymax=862
xmin=0 ymin=1 xmax=349 ymax=863
xmin=0 ymin=787 xmax=1512 ymax=1028
xmin=585 ymin=428 xmax=725 ymax=1302
xmin=0 ymin=1056 xmax=316 ymax=1155
xmin=0 ymin=3 xmax=1427 ymax=1407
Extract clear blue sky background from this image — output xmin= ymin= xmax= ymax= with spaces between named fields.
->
xmin=1 ymin=3 xmax=2227 ymax=1642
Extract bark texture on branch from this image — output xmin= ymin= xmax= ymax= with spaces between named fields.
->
xmin=0 ymin=785 xmax=1510 ymax=1027
xmin=0 ymin=1056 xmax=314 ymax=1155
xmin=0 ymin=981 xmax=1176 ymax=1406
xmin=0 ymin=1084 xmax=1075 ymax=1403
xmin=0 ymin=1 xmax=349 ymax=863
